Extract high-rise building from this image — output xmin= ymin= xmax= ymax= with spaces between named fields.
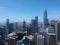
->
xmin=55 ymin=21 xmax=60 ymax=43
xmin=15 ymin=22 xmax=18 ymax=32
xmin=0 ymin=37 xmax=5 ymax=45
xmin=35 ymin=16 xmax=38 ymax=32
xmin=47 ymin=33 xmax=56 ymax=45
xmin=5 ymin=37 xmax=17 ymax=45
xmin=46 ymin=26 xmax=56 ymax=45
xmin=6 ymin=19 xmax=10 ymax=34
xmin=9 ymin=23 xmax=14 ymax=33
xmin=31 ymin=16 xmax=38 ymax=33
xmin=0 ymin=26 xmax=6 ymax=39
xmin=33 ymin=33 xmax=37 ymax=45
xmin=43 ymin=8 xmax=49 ymax=29
xmin=39 ymin=29 xmax=47 ymax=45
xmin=31 ymin=19 xmax=36 ymax=33
xmin=46 ymin=26 xmax=54 ymax=33
xmin=37 ymin=35 xmax=44 ymax=45
xmin=23 ymin=21 xmax=26 ymax=32
xmin=27 ymin=24 xmax=32 ymax=35
xmin=50 ymin=20 xmax=57 ymax=33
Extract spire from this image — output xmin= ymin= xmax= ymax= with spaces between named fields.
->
xmin=44 ymin=8 xmax=47 ymax=18
xmin=43 ymin=8 xmax=49 ymax=29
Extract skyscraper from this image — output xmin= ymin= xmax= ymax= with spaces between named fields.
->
xmin=39 ymin=29 xmax=47 ymax=45
xmin=43 ymin=8 xmax=49 ymax=29
xmin=31 ymin=16 xmax=38 ymax=33
xmin=15 ymin=22 xmax=18 ymax=32
xmin=6 ymin=19 xmax=10 ymax=34
xmin=23 ymin=21 xmax=26 ymax=32
xmin=0 ymin=26 xmax=6 ymax=39
xmin=35 ymin=16 xmax=38 ymax=32
xmin=47 ymin=33 xmax=56 ymax=45
xmin=50 ymin=20 xmax=57 ymax=33
xmin=37 ymin=35 xmax=44 ymax=45
xmin=9 ymin=23 xmax=14 ymax=33
xmin=55 ymin=21 xmax=60 ymax=43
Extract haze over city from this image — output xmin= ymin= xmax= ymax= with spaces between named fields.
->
xmin=0 ymin=0 xmax=60 ymax=45
xmin=0 ymin=0 xmax=60 ymax=22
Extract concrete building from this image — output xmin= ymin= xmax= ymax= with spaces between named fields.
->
xmin=55 ymin=21 xmax=60 ymax=43
xmin=5 ymin=37 xmax=17 ymax=45
xmin=37 ymin=35 xmax=44 ymax=45
xmin=47 ymin=33 xmax=56 ymax=45
xmin=46 ymin=26 xmax=54 ymax=34
xmin=46 ymin=26 xmax=56 ymax=45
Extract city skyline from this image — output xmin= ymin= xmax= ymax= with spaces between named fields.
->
xmin=0 ymin=0 xmax=60 ymax=22
xmin=0 ymin=0 xmax=60 ymax=45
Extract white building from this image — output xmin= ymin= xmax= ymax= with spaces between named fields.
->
xmin=46 ymin=26 xmax=54 ymax=34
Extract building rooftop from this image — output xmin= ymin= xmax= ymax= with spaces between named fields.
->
xmin=37 ymin=35 xmax=44 ymax=38
xmin=47 ymin=33 xmax=56 ymax=35
xmin=7 ymin=32 xmax=16 ymax=37
xmin=27 ymin=35 xmax=34 ymax=40
xmin=40 ymin=29 xmax=46 ymax=32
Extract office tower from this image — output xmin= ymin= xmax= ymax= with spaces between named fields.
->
xmin=46 ymin=26 xmax=56 ymax=45
xmin=31 ymin=19 xmax=36 ymax=33
xmin=9 ymin=23 xmax=14 ymax=33
xmin=33 ymin=33 xmax=37 ymax=45
xmin=23 ymin=21 xmax=26 ymax=32
xmin=47 ymin=33 xmax=56 ymax=45
xmin=46 ymin=26 xmax=54 ymax=33
xmin=31 ymin=16 xmax=38 ymax=33
xmin=5 ymin=32 xmax=17 ymax=45
xmin=15 ymin=22 xmax=18 ymax=32
xmin=50 ymin=20 xmax=57 ymax=33
xmin=0 ymin=37 xmax=5 ymax=45
xmin=39 ymin=23 xmax=43 ymax=31
xmin=43 ymin=8 xmax=49 ymax=29
xmin=35 ymin=16 xmax=38 ymax=32
xmin=27 ymin=24 xmax=33 ymax=35
xmin=55 ymin=21 xmax=60 ymax=43
xmin=19 ymin=25 xmax=23 ymax=32
xmin=39 ymin=29 xmax=47 ymax=45
xmin=26 ymin=35 xmax=34 ymax=45
xmin=5 ymin=37 xmax=17 ymax=45
xmin=27 ymin=26 xmax=31 ymax=35
xmin=6 ymin=19 xmax=10 ymax=34
xmin=37 ymin=35 xmax=44 ymax=45
xmin=0 ymin=26 xmax=6 ymax=39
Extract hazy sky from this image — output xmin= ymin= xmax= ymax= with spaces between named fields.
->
xmin=0 ymin=0 xmax=60 ymax=22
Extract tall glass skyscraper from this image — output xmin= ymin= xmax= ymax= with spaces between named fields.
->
xmin=43 ymin=8 xmax=49 ymax=29
xmin=31 ymin=16 xmax=38 ymax=33
xmin=35 ymin=16 xmax=38 ymax=32
xmin=23 ymin=21 xmax=26 ymax=32
xmin=6 ymin=19 xmax=10 ymax=34
xmin=9 ymin=23 xmax=14 ymax=33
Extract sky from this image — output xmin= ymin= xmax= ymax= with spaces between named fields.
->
xmin=0 ymin=0 xmax=60 ymax=22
